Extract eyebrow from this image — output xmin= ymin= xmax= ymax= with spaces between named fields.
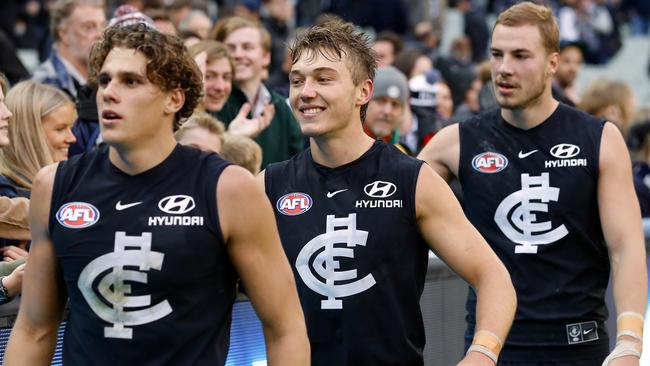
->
xmin=290 ymin=67 xmax=338 ymax=76
xmin=99 ymin=70 xmax=147 ymax=80
xmin=490 ymin=47 xmax=532 ymax=53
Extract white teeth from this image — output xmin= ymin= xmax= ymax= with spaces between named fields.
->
xmin=303 ymin=108 xmax=322 ymax=115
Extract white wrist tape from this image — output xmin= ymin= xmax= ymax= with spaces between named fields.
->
xmin=466 ymin=330 xmax=502 ymax=364
xmin=601 ymin=340 xmax=642 ymax=366
xmin=467 ymin=344 xmax=497 ymax=364
xmin=616 ymin=311 xmax=644 ymax=342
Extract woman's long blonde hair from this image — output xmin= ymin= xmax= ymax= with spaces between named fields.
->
xmin=0 ymin=81 xmax=74 ymax=189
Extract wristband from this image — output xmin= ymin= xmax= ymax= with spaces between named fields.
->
xmin=601 ymin=340 xmax=641 ymax=366
xmin=466 ymin=330 xmax=503 ymax=364
xmin=617 ymin=311 xmax=644 ymax=341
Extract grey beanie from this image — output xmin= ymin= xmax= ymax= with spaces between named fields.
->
xmin=373 ymin=66 xmax=409 ymax=106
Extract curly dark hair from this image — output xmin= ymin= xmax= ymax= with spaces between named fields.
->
xmin=290 ymin=18 xmax=377 ymax=122
xmin=88 ymin=23 xmax=203 ymax=130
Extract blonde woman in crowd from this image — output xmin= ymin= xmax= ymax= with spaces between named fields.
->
xmin=0 ymin=81 xmax=76 ymax=198
xmin=0 ymin=74 xmax=29 ymax=305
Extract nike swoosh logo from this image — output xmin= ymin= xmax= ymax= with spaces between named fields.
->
xmin=116 ymin=201 xmax=143 ymax=211
xmin=518 ymin=149 xmax=538 ymax=158
xmin=583 ymin=328 xmax=594 ymax=335
xmin=326 ymin=189 xmax=348 ymax=198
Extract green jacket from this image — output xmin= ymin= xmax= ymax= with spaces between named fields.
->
xmin=213 ymin=87 xmax=304 ymax=169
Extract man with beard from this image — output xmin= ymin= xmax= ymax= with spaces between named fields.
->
xmin=418 ymin=2 xmax=646 ymax=365
xmin=552 ymin=41 xmax=585 ymax=106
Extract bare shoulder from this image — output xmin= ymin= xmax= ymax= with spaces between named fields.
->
xmin=216 ymin=165 xmax=268 ymax=240
xmin=417 ymin=123 xmax=460 ymax=180
xmin=599 ymin=121 xmax=629 ymax=169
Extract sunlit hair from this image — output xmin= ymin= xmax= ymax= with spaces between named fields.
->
xmin=88 ymin=23 xmax=203 ymax=130
xmin=50 ymin=0 xmax=105 ymax=41
xmin=175 ymin=112 xmax=226 ymax=145
xmin=210 ymin=16 xmax=271 ymax=53
xmin=0 ymin=73 xmax=7 ymax=95
xmin=290 ymin=18 xmax=377 ymax=121
xmin=579 ymin=78 xmax=635 ymax=134
xmin=0 ymin=81 xmax=75 ymax=189
xmin=220 ymin=133 xmax=262 ymax=175
xmin=494 ymin=2 xmax=559 ymax=55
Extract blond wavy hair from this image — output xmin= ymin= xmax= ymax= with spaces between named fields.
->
xmin=0 ymin=81 xmax=74 ymax=189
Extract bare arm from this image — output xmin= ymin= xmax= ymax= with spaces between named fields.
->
xmin=416 ymin=164 xmax=516 ymax=365
xmin=219 ymin=166 xmax=309 ymax=365
xmin=598 ymin=123 xmax=647 ymax=364
xmin=417 ymin=124 xmax=460 ymax=181
xmin=5 ymin=164 xmax=66 ymax=366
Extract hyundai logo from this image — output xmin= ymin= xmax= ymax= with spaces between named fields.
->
xmin=550 ymin=143 xmax=580 ymax=159
xmin=158 ymin=195 xmax=196 ymax=215
xmin=364 ymin=181 xmax=397 ymax=198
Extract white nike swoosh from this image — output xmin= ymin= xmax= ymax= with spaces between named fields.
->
xmin=518 ymin=149 xmax=538 ymax=158
xmin=583 ymin=328 xmax=594 ymax=335
xmin=326 ymin=189 xmax=348 ymax=198
xmin=116 ymin=201 xmax=143 ymax=211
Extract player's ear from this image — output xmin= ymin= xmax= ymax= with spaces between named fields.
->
xmin=164 ymin=88 xmax=185 ymax=115
xmin=547 ymin=51 xmax=559 ymax=76
xmin=356 ymin=79 xmax=373 ymax=107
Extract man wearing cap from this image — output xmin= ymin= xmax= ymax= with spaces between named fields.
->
xmin=363 ymin=66 xmax=411 ymax=154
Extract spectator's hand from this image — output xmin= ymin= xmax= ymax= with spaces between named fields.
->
xmin=228 ymin=102 xmax=274 ymax=138
xmin=1 ymin=245 xmax=28 ymax=261
xmin=3 ymin=263 xmax=26 ymax=297
xmin=456 ymin=351 xmax=495 ymax=366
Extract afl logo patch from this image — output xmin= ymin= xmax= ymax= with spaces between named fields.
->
xmin=56 ymin=202 xmax=100 ymax=229
xmin=276 ymin=192 xmax=312 ymax=216
xmin=472 ymin=152 xmax=508 ymax=174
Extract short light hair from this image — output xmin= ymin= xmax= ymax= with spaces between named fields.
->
xmin=210 ymin=16 xmax=271 ymax=54
xmin=188 ymin=40 xmax=235 ymax=75
xmin=220 ymin=133 xmax=262 ymax=175
xmin=0 ymin=81 xmax=75 ymax=189
xmin=290 ymin=18 xmax=377 ymax=121
xmin=494 ymin=2 xmax=559 ymax=55
xmin=0 ymin=73 xmax=7 ymax=95
xmin=50 ymin=0 xmax=105 ymax=41
xmin=175 ymin=112 xmax=226 ymax=144
xmin=579 ymin=78 xmax=635 ymax=133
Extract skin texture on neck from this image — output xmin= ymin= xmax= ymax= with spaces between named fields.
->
xmin=57 ymin=43 xmax=89 ymax=79
xmin=109 ymin=133 xmax=178 ymax=176
xmin=500 ymin=90 xmax=559 ymax=130
xmin=238 ymin=77 xmax=263 ymax=107
xmin=309 ymin=121 xmax=376 ymax=168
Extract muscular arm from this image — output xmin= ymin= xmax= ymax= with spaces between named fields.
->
xmin=416 ymin=164 xmax=516 ymax=365
xmin=417 ymin=124 xmax=460 ymax=181
xmin=219 ymin=166 xmax=309 ymax=365
xmin=598 ymin=123 xmax=647 ymax=360
xmin=5 ymin=164 xmax=66 ymax=366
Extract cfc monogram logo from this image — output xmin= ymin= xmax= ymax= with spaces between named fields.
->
xmin=78 ymin=232 xmax=172 ymax=339
xmin=494 ymin=173 xmax=569 ymax=254
xmin=295 ymin=214 xmax=376 ymax=309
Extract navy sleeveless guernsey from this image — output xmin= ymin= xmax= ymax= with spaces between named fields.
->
xmin=49 ymin=144 xmax=236 ymax=365
xmin=459 ymin=104 xmax=609 ymax=360
xmin=266 ymin=141 xmax=429 ymax=366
